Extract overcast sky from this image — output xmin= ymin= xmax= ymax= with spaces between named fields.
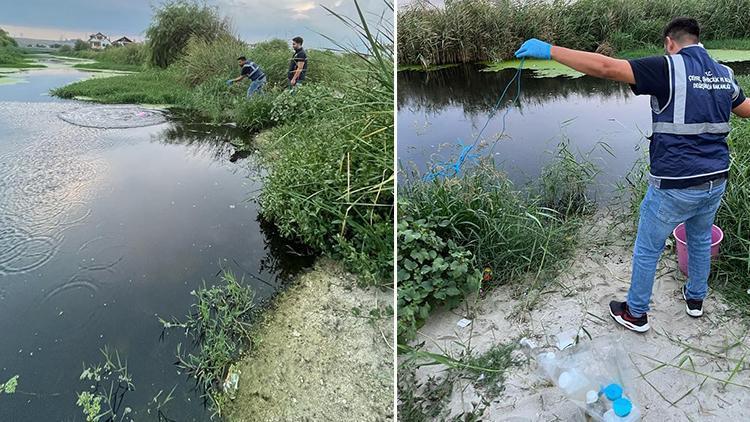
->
xmin=0 ymin=0 xmax=390 ymax=48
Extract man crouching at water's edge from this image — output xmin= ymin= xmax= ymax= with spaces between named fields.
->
xmin=515 ymin=17 xmax=750 ymax=332
xmin=226 ymin=56 xmax=267 ymax=98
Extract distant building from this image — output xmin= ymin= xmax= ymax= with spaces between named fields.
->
xmin=88 ymin=32 xmax=111 ymax=50
xmin=112 ymin=36 xmax=134 ymax=47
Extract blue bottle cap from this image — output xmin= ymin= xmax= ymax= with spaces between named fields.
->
xmin=613 ymin=397 xmax=632 ymax=417
xmin=603 ymin=383 xmax=623 ymax=401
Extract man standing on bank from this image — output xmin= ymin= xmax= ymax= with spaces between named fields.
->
xmin=289 ymin=36 xmax=308 ymax=88
xmin=515 ymin=17 xmax=750 ymax=333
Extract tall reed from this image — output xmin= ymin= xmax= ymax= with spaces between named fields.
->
xmin=398 ymin=0 xmax=750 ymax=65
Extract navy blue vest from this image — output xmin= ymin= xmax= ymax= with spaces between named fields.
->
xmin=649 ymin=45 xmax=738 ymax=186
xmin=242 ymin=61 xmax=265 ymax=81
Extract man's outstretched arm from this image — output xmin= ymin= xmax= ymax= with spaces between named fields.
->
xmin=516 ymin=39 xmax=635 ymax=84
xmin=551 ymin=46 xmax=635 ymax=84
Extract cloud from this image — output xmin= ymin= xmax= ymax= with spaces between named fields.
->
xmin=289 ymin=1 xmax=316 ymax=13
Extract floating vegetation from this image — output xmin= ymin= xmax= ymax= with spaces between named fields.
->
xmin=1 ymin=375 xmax=18 ymax=394
xmin=398 ymin=63 xmax=461 ymax=72
xmin=708 ymin=49 xmax=750 ymax=63
xmin=483 ymin=59 xmax=584 ymax=79
xmin=76 ymin=347 xmax=135 ymax=422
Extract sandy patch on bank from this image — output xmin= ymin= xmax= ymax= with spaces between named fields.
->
xmin=225 ymin=258 xmax=394 ymax=421
xmin=412 ymin=209 xmax=750 ymax=421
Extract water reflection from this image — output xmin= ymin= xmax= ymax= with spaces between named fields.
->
xmin=0 ymin=98 xmax=314 ymax=420
xmin=398 ymin=65 xmax=633 ymax=115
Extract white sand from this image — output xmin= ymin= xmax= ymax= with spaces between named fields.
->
xmin=411 ymin=210 xmax=750 ymax=421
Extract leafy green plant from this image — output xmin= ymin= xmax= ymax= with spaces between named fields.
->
xmin=76 ymin=347 xmax=135 ymax=422
xmin=160 ymin=271 xmax=256 ymax=415
xmin=397 ymin=217 xmax=481 ymax=340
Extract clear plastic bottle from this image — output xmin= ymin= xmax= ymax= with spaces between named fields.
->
xmin=585 ymin=389 xmax=608 ymax=419
xmin=558 ymin=369 xmax=594 ymax=401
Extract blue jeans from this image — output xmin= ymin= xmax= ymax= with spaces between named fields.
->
xmin=247 ymin=77 xmax=266 ymax=98
xmin=627 ymin=180 xmax=726 ymax=317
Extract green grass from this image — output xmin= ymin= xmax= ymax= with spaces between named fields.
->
xmin=399 ymin=0 xmax=750 ymax=65
xmin=398 ymin=144 xmax=595 ymax=340
xmin=712 ymin=75 xmax=750 ymax=315
xmin=50 ymin=2 xmax=394 ymax=288
xmin=620 ymin=76 xmax=750 ymax=318
xmin=0 ymin=47 xmax=46 ymax=68
xmin=72 ymin=62 xmax=142 ymax=72
xmin=160 ymin=271 xmax=256 ymax=416
xmin=52 ymin=69 xmax=188 ymax=104
xmin=398 ymin=341 xmax=523 ymax=420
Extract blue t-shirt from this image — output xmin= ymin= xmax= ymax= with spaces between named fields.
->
xmin=628 ymin=55 xmax=746 ymax=109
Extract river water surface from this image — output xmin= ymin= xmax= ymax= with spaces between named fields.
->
xmin=0 ymin=60 xmax=313 ymax=420
xmin=398 ymin=62 xmax=750 ymax=198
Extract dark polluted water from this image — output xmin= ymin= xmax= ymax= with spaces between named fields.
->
xmin=397 ymin=63 xmax=750 ymax=199
xmin=0 ymin=68 xmax=314 ymax=420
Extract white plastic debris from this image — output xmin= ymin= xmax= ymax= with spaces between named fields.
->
xmin=519 ymin=337 xmax=538 ymax=349
xmin=223 ymin=364 xmax=241 ymax=400
xmin=555 ymin=328 xmax=584 ymax=350
xmin=457 ymin=318 xmax=472 ymax=328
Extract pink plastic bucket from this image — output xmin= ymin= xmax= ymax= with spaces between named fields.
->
xmin=672 ymin=223 xmax=723 ymax=277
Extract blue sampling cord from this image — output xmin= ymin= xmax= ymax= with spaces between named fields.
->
xmin=424 ymin=58 xmax=526 ymax=181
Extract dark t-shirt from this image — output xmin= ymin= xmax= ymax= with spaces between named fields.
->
xmin=628 ymin=55 xmax=746 ymax=108
xmin=288 ymin=48 xmax=308 ymax=81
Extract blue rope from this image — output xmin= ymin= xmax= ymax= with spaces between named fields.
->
xmin=423 ymin=58 xmax=525 ymax=181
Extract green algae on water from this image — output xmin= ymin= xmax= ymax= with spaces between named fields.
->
xmin=398 ymin=63 xmax=460 ymax=72
xmin=482 ymin=59 xmax=584 ymax=78
xmin=707 ymin=49 xmax=750 ymax=63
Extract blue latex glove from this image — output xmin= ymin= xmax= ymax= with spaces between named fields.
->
xmin=514 ymin=38 xmax=552 ymax=60
xmin=226 ymin=79 xmax=234 ymax=86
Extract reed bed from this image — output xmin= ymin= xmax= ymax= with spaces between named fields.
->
xmin=398 ymin=0 xmax=750 ymax=65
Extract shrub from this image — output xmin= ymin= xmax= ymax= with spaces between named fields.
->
xmin=179 ymin=34 xmax=247 ymax=86
xmin=0 ymin=27 xmax=17 ymax=47
xmin=397 ymin=217 xmax=481 ymax=340
xmin=146 ymin=0 xmax=231 ymax=68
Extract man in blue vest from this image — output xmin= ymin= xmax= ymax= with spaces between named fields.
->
xmin=515 ymin=17 xmax=750 ymax=333
xmin=226 ymin=56 xmax=267 ymax=98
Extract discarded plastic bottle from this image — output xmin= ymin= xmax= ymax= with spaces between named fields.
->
xmin=585 ymin=390 xmax=607 ymax=418
xmin=558 ymin=369 xmax=593 ymax=401
xmin=537 ymin=351 xmax=558 ymax=378
xmin=602 ymin=397 xmax=641 ymax=422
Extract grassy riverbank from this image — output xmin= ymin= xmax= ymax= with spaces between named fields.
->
xmin=398 ymin=0 xmax=750 ymax=65
xmin=0 ymin=28 xmax=45 ymax=69
xmin=397 ymin=144 xmax=597 ymax=341
xmin=52 ymin=1 xmax=394 ymax=286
